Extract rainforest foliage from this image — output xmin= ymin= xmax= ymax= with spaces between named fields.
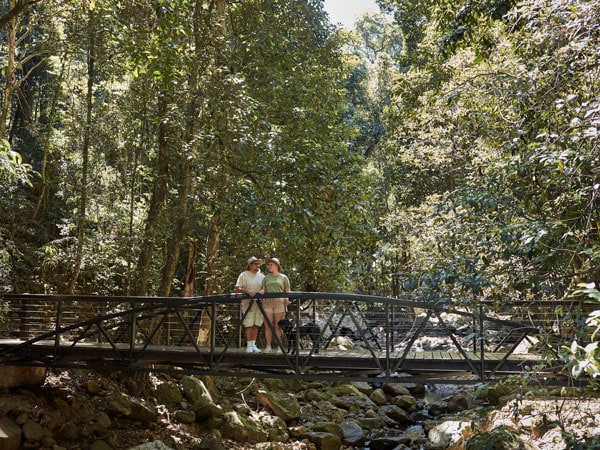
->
xmin=0 ymin=0 xmax=598 ymax=313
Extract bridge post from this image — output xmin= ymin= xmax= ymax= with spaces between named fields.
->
xmin=129 ymin=300 xmax=136 ymax=355
xmin=210 ymin=301 xmax=216 ymax=351
xmin=478 ymin=303 xmax=485 ymax=380
xmin=18 ymin=297 xmax=30 ymax=339
xmin=384 ymin=301 xmax=390 ymax=377
xmin=472 ymin=309 xmax=477 ymax=353
xmin=54 ymin=297 xmax=63 ymax=350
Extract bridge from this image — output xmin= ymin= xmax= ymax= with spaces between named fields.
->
xmin=0 ymin=292 xmax=586 ymax=385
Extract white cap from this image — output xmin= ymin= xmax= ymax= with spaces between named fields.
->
xmin=247 ymin=256 xmax=261 ymax=267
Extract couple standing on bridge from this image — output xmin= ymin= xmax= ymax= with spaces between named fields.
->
xmin=235 ymin=256 xmax=291 ymax=353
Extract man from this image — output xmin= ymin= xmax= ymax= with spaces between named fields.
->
xmin=235 ymin=256 xmax=265 ymax=353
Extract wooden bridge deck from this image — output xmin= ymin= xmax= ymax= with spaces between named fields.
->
xmin=0 ymin=338 xmax=549 ymax=384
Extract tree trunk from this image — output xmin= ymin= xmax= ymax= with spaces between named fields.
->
xmin=32 ymin=62 xmax=65 ymax=222
xmin=157 ymin=17 xmax=203 ymax=297
xmin=203 ymin=211 xmax=222 ymax=296
xmin=183 ymin=241 xmax=197 ymax=297
xmin=134 ymin=94 xmax=170 ymax=296
xmin=157 ymin=155 xmax=191 ymax=297
xmin=67 ymin=7 xmax=95 ymax=294
xmin=0 ymin=0 xmax=18 ymax=140
xmin=196 ymin=211 xmax=221 ymax=346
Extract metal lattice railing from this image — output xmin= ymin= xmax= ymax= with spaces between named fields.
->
xmin=0 ymin=292 xmax=592 ymax=383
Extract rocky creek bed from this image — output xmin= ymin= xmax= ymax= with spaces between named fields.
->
xmin=0 ymin=366 xmax=599 ymax=450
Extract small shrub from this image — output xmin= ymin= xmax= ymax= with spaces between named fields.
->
xmin=464 ymin=425 xmax=520 ymax=450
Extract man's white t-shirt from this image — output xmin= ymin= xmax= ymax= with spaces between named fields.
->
xmin=235 ymin=271 xmax=265 ymax=293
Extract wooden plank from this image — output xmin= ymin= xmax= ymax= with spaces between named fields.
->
xmin=0 ymin=338 xmax=559 ymax=384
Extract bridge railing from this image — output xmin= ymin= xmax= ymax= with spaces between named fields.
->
xmin=0 ymin=293 xmax=591 ymax=382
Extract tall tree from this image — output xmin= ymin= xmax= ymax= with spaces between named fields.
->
xmin=67 ymin=6 xmax=95 ymax=293
xmin=0 ymin=0 xmax=18 ymax=140
xmin=0 ymin=0 xmax=375 ymax=299
xmin=372 ymin=0 xmax=599 ymax=304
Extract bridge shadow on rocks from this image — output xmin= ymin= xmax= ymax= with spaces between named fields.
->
xmin=0 ymin=292 xmax=589 ymax=385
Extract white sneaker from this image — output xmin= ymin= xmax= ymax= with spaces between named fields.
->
xmin=246 ymin=345 xmax=261 ymax=353
xmin=264 ymin=345 xmax=272 ymax=354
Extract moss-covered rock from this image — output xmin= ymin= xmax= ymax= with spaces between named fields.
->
xmin=153 ymin=380 xmax=182 ymax=407
xmin=330 ymin=384 xmax=363 ymax=397
xmin=304 ymin=388 xmax=331 ymax=402
xmin=331 ymin=394 xmax=377 ymax=413
xmin=255 ymin=390 xmax=300 ymax=421
xmin=369 ymin=388 xmax=389 ymax=405
xmin=220 ymin=411 xmax=268 ymax=444
xmin=313 ymin=421 xmax=343 ymax=439
xmin=301 ymin=431 xmax=342 ymax=450
xmin=390 ymin=394 xmax=417 ymax=411
xmin=382 ymin=382 xmax=410 ymax=397
xmin=259 ymin=414 xmax=289 ymax=441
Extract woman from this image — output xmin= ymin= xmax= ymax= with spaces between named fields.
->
xmin=260 ymin=257 xmax=291 ymax=353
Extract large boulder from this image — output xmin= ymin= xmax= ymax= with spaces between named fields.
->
xmin=390 ymin=394 xmax=417 ymax=411
xmin=368 ymin=435 xmax=412 ymax=450
xmin=330 ymin=384 xmax=364 ymax=397
xmin=182 ymin=376 xmax=213 ymax=403
xmin=331 ymin=394 xmax=377 ymax=413
xmin=378 ymin=405 xmax=411 ymax=426
xmin=445 ymin=392 xmax=470 ymax=413
xmin=104 ymin=391 xmax=158 ymax=423
xmin=191 ymin=395 xmax=224 ymax=422
xmin=131 ymin=398 xmax=159 ymax=423
xmin=382 ymin=382 xmax=411 ymax=397
xmin=301 ymin=431 xmax=342 ymax=450
xmin=356 ymin=416 xmax=386 ymax=430
xmin=182 ymin=376 xmax=223 ymax=421
xmin=427 ymin=420 xmax=471 ymax=447
xmin=330 ymin=383 xmax=378 ymax=413
xmin=427 ymin=400 xmax=449 ymax=416
xmin=21 ymin=420 xmax=44 ymax=444
xmin=304 ymin=388 xmax=331 ymax=402
xmin=0 ymin=366 xmax=46 ymax=389
xmin=0 ymin=416 xmax=21 ymax=450
xmin=403 ymin=382 xmax=425 ymax=396
xmin=197 ymin=435 xmax=227 ymax=450
xmin=299 ymin=401 xmax=348 ymax=424
xmin=172 ymin=410 xmax=195 ymax=424
xmin=350 ymin=381 xmax=374 ymax=396
xmin=369 ymin=388 xmax=389 ymax=405
xmin=0 ymin=395 xmax=36 ymax=415
xmin=340 ymin=420 xmax=366 ymax=447
xmin=153 ymin=381 xmax=182 ymax=408
xmin=255 ymin=390 xmax=300 ymax=421
xmin=220 ymin=411 xmax=268 ymax=444
xmin=313 ymin=422 xmax=343 ymax=439
xmin=259 ymin=414 xmax=288 ymax=441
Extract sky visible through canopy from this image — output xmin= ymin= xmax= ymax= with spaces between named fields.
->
xmin=322 ymin=0 xmax=381 ymax=28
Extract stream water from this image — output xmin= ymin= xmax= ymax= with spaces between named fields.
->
xmin=363 ymin=384 xmax=466 ymax=450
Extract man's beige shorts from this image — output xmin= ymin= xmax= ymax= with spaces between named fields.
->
xmin=242 ymin=304 xmax=264 ymax=327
